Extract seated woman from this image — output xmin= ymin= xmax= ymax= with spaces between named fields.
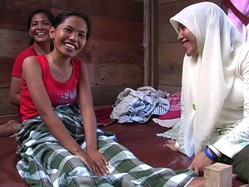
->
xmin=16 ymin=9 xmax=201 ymax=186
xmin=0 ymin=9 xmax=54 ymax=137
xmin=165 ymin=1 xmax=249 ymax=184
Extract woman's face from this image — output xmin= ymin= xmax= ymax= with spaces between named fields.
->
xmin=52 ymin=16 xmax=88 ymax=58
xmin=29 ymin=13 xmax=52 ymax=43
xmin=177 ymin=24 xmax=198 ymax=57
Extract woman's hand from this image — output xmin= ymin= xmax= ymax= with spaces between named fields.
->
xmin=188 ymin=151 xmax=214 ymax=176
xmin=87 ymin=148 xmax=109 ymax=176
xmin=163 ymin=139 xmax=178 ymax=151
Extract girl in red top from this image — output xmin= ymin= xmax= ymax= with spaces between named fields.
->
xmin=20 ymin=9 xmax=109 ymax=177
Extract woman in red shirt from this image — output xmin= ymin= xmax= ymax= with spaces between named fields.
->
xmin=0 ymin=9 xmax=54 ymax=137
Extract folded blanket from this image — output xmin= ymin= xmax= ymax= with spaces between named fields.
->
xmin=16 ymin=104 xmax=196 ymax=187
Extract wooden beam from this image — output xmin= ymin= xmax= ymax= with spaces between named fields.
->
xmin=144 ymin=0 xmax=158 ymax=88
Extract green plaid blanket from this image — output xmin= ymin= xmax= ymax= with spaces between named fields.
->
xmin=16 ymin=104 xmax=196 ymax=187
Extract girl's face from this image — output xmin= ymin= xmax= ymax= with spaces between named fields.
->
xmin=29 ymin=13 xmax=52 ymax=43
xmin=177 ymin=24 xmax=198 ymax=57
xmin=52 ymin=16 xmax=88 ymax=57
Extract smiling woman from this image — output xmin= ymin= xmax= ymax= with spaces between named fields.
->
xmin=176 ymin=23 xmax=198 ymax=57
xmin=165 ymin=2 xmax=249 ymax=183
xmin=0 ymin=9 xmax=54 ymax=137
xmin=10 ymin=9 xmax=54 ymax=105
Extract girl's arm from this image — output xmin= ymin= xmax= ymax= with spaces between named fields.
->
xmin=78 ymin=62 xmax=97 ymax=151
xmin=78 ymin=61 xmax=109 ymax=175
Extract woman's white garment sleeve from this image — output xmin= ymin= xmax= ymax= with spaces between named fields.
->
xmin=214 ymin=47 xmax=249 ymax=158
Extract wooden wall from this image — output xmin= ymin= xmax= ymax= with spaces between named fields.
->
xmin=157 ymin=0 xmax=222 ymax=93
xmin=0 ymin=0 xmax=144 ymax=116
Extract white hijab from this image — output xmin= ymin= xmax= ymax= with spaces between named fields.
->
xmin=170 ymin=2 xmax=244 ymax=157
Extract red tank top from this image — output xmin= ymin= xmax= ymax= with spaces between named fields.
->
xmin=12 ymin=44 xmax=38 ymax=78
xmin=20 ymin=55 xmax=81 ymax=121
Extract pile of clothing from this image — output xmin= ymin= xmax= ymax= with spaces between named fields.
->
xmin=110 ymin=86 xmax=170 ymax=123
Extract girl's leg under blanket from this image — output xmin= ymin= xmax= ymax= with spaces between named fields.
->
xmin=17 ymin=131 xmax=196 ymax=187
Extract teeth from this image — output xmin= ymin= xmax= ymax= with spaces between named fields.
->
xmin=36 ymin=32 xmax=46 ymax=36
xmin=65 ymin=43 xmax=76 ymax=50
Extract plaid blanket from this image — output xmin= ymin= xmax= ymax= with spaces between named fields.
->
xmin=16 ymin=104 xmax=196 ymax=187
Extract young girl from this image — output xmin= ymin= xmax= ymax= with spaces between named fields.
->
xmin=17 ymin=9 xmax=198 ymax=186
xmin=0 ymin=9 xmax=54 ymax=137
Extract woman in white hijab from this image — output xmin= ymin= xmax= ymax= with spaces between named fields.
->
xmin=165 ymin=1 xmax=249 ymax=183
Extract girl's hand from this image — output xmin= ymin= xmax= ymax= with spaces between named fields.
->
xmin=87 ymin=149 xmax=109 ymax=176
xmin=163 ymin=139 xmax=178 ymax=151
xmin=75 ymin=150 xmax=102 ymax=176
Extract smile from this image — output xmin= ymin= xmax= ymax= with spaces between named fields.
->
xmin=64 ymin=42 xmax=78 ymax=50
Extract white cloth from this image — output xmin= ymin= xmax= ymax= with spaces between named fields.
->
xmin=170 ymin=2 xmax=248 ymax=157
xmin=153 ymin=117 xmax=180 ymax=128
xmin=156 ymin=119 xmax=181 ymax=139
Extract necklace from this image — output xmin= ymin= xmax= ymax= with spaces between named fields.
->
xmin=54 ymin=64 xmax=66 ymax=79
xmin=48 ymin=55 xmax=71 ymax=79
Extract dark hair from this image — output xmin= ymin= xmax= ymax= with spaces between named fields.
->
xmin=53 ymin=9 xmax=92 ymax=40
xmin=27 ymin=9 xmax=55 ymax=46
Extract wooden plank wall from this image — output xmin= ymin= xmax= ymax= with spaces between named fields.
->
xmin=157 ymin=0 xmax=222 ymax=93
xmin=0 ymin=0 xmax=144 ymax=116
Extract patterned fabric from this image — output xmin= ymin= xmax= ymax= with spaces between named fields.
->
xmin=16 ymin=104 xmax=196 ymax=187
